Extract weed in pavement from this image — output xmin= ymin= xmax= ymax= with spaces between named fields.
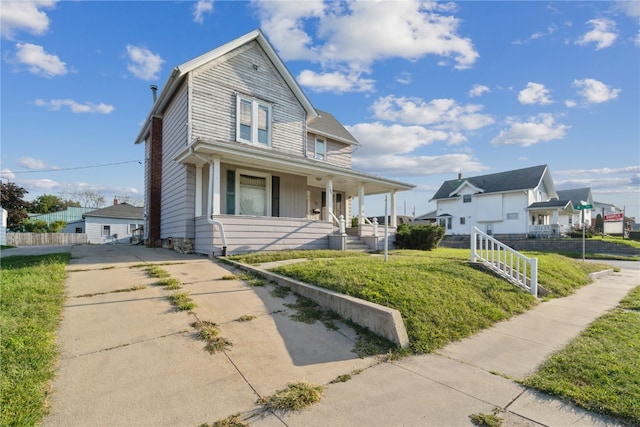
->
xmin=235 ymin=315 xmax=256 ymax=322
xmin=167 ymin=292 xmax=196 ymax=311
xmin=258 ymin=381 xmax=324 ymax=413
xmin=155 ymin=277 xmax=182 ymax=290
xmin=239 ymin=272 xmax=265 ymax=286
xmin=469 ymin=412 xmax=503 ymax=427
xmin=270 ymin=285 xmax=291 ymax=298
xmin=221 ymin=274 xmax=238 ymax=280
xmin=191 ymin=320 xmax=233 ymax=354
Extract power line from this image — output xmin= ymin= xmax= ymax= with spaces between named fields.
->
xmin=9 ymin=160 xmax=143 ymax=174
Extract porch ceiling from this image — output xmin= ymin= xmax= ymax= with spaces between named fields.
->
xmin=175 ymin=139 xmax=415 ymax=197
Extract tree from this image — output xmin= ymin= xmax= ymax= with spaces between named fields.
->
xmin=31 ymin=194 xmax=81 ymax=214
xmin=23 ymin=219 xmax=67 ymax=233
xmin=0 ymin=181 xmax=30 ymax=231
xmin=595 ymin=214 xmax=604 ymax=234
xmin=61 ymin=190 xmax=106 ymax=209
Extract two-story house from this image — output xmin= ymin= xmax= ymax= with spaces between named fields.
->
xmin=134 ymin=29 xmax=414 ymax=255
xmin=429 ymin=165 xmax=576 ymax=238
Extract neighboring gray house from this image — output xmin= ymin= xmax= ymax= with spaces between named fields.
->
xmin=83 ymin=203 xmax=144 ymax=244
xmin=429 ymin=165 xmax=576 ymax=237
xmin=134 ymin=29 xmax=414 ymax=255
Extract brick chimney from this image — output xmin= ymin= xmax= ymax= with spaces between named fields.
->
xmin=113 ymin=197 xmax=119 ymax=205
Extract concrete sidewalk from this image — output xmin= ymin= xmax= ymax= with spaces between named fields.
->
xmin=40 ymin=245 xmax=638 ymax=426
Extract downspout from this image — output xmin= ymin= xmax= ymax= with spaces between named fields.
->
xmin=190 ymin=147 xmax=227 ymax=256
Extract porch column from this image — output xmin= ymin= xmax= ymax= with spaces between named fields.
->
xmin=358 ymin=183 xmax=365 ymax=222
xmin=212 ymin=157 xmax=221 ymax=215
xmin=390 ymin=189 xmax=397 ymax=227
xmin=551 ymin=210 xmax=558 ymax=225
xmin=195 ymin=164 xmax=203 ymax=216
xmin=326 ymin=177 xmax=334 ymax=223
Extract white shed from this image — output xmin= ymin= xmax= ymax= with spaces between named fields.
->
xmin=83 ymin=203 xmax=144 ymax=244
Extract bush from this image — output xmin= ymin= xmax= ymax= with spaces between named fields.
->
xmin=570 ymin=228 xmax=593 ymax=238
xmin=395 ymin=223 xmax=445 ymax=250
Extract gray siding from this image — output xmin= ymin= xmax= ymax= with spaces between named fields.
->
xmin=85 ymin=217 xmax=137 ymax=244
xmin=305 ymin=132 xmax=352 ymax=168
xmin=160 ymin=82 xmax=194 ymax=239
xmin=190 ymin=41 xmax=306 ymax=157
xmin=194 ymin=216 xmax=332 ymax=255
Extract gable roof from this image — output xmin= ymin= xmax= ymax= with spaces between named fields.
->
xmin=430 ymin=165 xmax=552 ymax=201
xmin=556 ymin=188 xmax=592 ymax=207
xmin=307 ymin=109 xmax=359 ymax=146
xmin=528 ymin=200 xmax=575 ymax=211
xmin=83 ymin=203 xmax=144 ymax=220
xmin=135 ymin=29 xmax=317 ymax=145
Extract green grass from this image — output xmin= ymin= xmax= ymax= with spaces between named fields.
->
xmin=191 ymin=320 xmax=233 ymax=354
xmin=155 ymin=277 xmax=182 ymax=290
xmin=469 ymin=412 xmax=503 ymax=427
xmin=238 ymin=272 xmax=265 ymax=287
xmin=167 ymin=292 xmax=196 ymax=311
xmin=620 ymin=286 xmax=640 ymax=311
xmin=269 ymin=249 xmax=610 ymax=353
xmin=228 ymin=249 xmax=370 ymax=265
xmin=524 ymin=304 xmax=640 ymax=424
xmin=257 ymin=381 xmax=324 ymax=412
xmin=144 ymin=265 xmax=170 ymax=278
xmin=0 ymin=253 xmax=70 ymax=427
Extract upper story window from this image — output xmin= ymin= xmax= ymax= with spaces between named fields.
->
xmin=315 ymin=138 xmax=326 ymax=160
xmin=463 ymin=194 xmax=472 ymax=203
xmin=236 ymin=95 xmax=271 ymax=147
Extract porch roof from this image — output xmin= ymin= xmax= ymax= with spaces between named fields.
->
xmin=175 ymin=138 xmax=415 ymax=197
xmin=527 ymin=200 xmax=575 ymax=213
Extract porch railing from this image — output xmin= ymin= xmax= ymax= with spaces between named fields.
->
xmin=471 ymin=227 xmax=538 ymax=296
xmin=328 ymin=212 xmax=346 ymax=235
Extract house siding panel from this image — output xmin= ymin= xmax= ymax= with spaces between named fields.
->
xmin=194 ymin=216 xmax=332 ymax=255
xmin=160 ymin=83 xmax=194 ymax=239
xmin=305 ymin=133 xmax=352 ymax=168
xmin=190 ymin=42 xmax=306 ymax=157
xmin=85 ymin=217 xmax=137 ymax=244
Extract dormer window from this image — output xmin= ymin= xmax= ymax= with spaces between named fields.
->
xmin=463 ymin=194 xmax=472 ymax=203
xmin=236 ymin=95 xmax=271 ymax=147
xmin=315 ymin=138 xmax=326 ymax=160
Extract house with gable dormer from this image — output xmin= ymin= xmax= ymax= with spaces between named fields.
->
xmin=134 ymin=29 xmax=414 ymax=255
xmin=556 ymin=187 xmax=593 ymax=230
xmin=429 ymin=165 xmax=576 ymax=238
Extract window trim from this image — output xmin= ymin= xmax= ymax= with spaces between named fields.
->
xmin=315 ymin=137 xmax=326 ymax=160
xmin=235 ymin=94 xmax=272 ymax=147
xmin=235 ymin=169 xmax=272 ymax=216
xmin=102 ymin=225 xmax=111 ymax=236
xmin=463 ymin=194 xmax=472 ymax=203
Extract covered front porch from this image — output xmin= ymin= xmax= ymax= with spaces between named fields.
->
xmin=527 ymin=200 xmax=576 ymax=238
xmin=176 ymin=139 xmax=414 ymax=255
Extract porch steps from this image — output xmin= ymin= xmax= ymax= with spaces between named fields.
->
xmin=345 ymin=227 xmax=359 ymax=237
xmin=345 ymin=235 xmax=370 ymax=252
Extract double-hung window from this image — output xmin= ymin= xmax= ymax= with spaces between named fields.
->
xmin=315 ymin=138 xmax=326 ymax=160
xmin=236 ymin=170 xmax=271 ymax=216
xmin=236 ymin=95 xmax=271 ymax=147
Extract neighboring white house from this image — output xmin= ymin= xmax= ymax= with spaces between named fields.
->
xmin=0 ymin=207 xmax=7 ymax=245
xmin=556 ymin=187 xmax=593 ymax=230
xmin=429 ymin=165 xmax=576 ymax=237
xmin=83 ymin=203 xmax=144 ymax=244
xmin=133 ymin=29 xmax=414 ymax=255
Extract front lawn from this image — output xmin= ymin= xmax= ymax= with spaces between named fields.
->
xmin=255 ymin=248 xmax=614 ymax=353
xmin=0 ymin=253 xmax=69 ymax=427
xmin=524 ymin=285 xmax=640 ymax=424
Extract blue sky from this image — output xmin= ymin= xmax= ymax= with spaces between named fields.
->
xmin=1 ymin=1 xmax=639 ymax=220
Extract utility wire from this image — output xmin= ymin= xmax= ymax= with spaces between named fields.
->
xmin=9 ymin=160 xmax=143 ymax=174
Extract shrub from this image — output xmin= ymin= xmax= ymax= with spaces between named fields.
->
xmin=569 ymin=228 xmax=593 ymax=238
xmin=395 ymin=223 xmax=445 ymax=250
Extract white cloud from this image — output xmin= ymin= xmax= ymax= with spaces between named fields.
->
xmin=518 ymin=82 xmax=552 ymax=105
xmin=15 ymin=42 xmax=66 ymax=77
xmin=564 ymin=99 xmax=577 ymax=108
xmin=572 ymin=78 xmax=621 ymax=104
xmin=352 ymin=152 xmax=487 ymax=177
xmin=193 ymin=0 xmax=214 ymax=24
xmin=348 ymin=122 xmax=452 ymax=157
xmin=253 ymin=0 xmax=479 ymax=94
xmin=0 ymin=0 xmax=56 ymax=40
xmin=556 ymin=165 xmax=640 ymax=177
xmin=396 ymin=72 xmax=412 ymax=85
xmin=297 ymin=69 xmax=375 ymax=93
xmin=513 ymin=25 xmax=557 ymax=44
xmin=576 ymin=18 xmax=618 ymax=50
xmin=35 ymin=98 xmax=115 ymax=114
xmin=491 ymin=113 xmax=569 ymax=147
xmin=613 ymin=1 xmax=640 ymax=18
xmin=371 ymin=95 xmax=494 ymax=132
xmin=125 ymin=45 xmax=164 ymax=80
xmin=18 ymin=157 xmax=49 ymax=169
xmin=469 ymin=84 xmax=490 ymax=98
xmin=0 ymin=169 xmax=16 ymax=180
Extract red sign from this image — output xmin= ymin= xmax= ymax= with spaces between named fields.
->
xmin=604 ymin=213 xmax=624 ymax=221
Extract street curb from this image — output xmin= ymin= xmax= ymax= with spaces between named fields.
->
xmin=223 ymin=259 xmax=410 ymax=348
xmin=589 ymin=269 xmax=615 ymax=280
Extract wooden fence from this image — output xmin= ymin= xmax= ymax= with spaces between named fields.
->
xmin=6 ymin=233 xmax=88 ymax=246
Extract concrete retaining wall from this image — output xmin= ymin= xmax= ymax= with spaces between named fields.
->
xmin=226 ymin=260 xmax=410 ymax=348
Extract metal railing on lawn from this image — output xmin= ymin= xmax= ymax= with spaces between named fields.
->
xmin=471 ymin=227 xmax=538 ymax=296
